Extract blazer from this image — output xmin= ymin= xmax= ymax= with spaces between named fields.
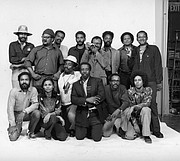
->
xmin=71 ymin=77 xmax=108 ymax=127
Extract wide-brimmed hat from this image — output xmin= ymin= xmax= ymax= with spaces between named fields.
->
xmin=14 ymin=25 xmax=32 ymax=36
xmin=64 ymin=55 xmax=78 ymax=66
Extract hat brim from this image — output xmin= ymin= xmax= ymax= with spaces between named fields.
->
xmin=13 ymin=32 xmax=32 ymax=36
xmin=64 ymin=59 xmax=78 ymax=67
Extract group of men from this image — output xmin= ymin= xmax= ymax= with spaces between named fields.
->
xmin=7 ymin=25 xmax=163 ymax=143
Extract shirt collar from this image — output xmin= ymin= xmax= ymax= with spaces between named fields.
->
xmin=18 ymin=87 xmax=32 ymax=92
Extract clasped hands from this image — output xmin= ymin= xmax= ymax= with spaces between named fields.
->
xmin=86 ymin=95 xmax=101 ymax=105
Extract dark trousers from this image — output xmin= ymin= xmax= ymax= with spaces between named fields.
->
xmin=75 ymin=112 xmax=103 ymax=142
xmin=36 ymin=115 xmax=67 ymax=141
xmin=8 ymin=110 xmax=41 ymax=141
xmin=148 ymin=82 xmax=161 ymax=134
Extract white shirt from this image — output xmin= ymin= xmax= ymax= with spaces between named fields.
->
xmin=58 ymin=71 xmax=81 ymax=105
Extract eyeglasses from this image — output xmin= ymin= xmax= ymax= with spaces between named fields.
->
xmin=41 ymin=36 xmax=51 ymax=39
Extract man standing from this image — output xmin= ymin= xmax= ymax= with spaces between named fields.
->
xmin=102 ymin=31 xmax=119 ymax=83
xmin=58 ymin=55 xmax=81 ymax=137
xmin=71 ymin=62 xmax=106 ymax=142
xmin=54 ymin=30 xmax=68 ymax=58
xmin=7 ymin=72 xmax=40 ymax=141
xmin=9 ymin=25 xmax=34 ymax=88
xmin=132 ymin=30 xmax=163 ymax=138
xmin=68 ymin=31 xmax=86 ymax=70
xmin=81 ymin=36 xmax=107 ymax=85
xmin=25 ymin=29 xmax=64 ymax=93
xmin=103 ymin=73 xmax=130 ymax=137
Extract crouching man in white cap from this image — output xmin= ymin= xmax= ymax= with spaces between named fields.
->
xmin=58 ymin=55 xmax=81 ymax=137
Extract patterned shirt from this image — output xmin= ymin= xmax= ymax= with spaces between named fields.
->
xmin=128 ymin=87 xmax=152 ymax=108
xmin=38 ymin=93 xmax=61 ymax=118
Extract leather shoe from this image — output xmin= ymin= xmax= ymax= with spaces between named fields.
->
xmin=144 ymin=136 xmax=152 ymax=143
xmin=153 ymin=132 xmax=164 ymax=138
xmin=69 ymin=129 xmax=75 ymax=137
xmin=28 ymin=132 xmax=36 ymax=139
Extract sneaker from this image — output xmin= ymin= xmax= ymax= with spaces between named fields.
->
xmin=153 ymin=132 xmax=164 ymax=138
xmin=144 ymin=136 xmax=152 ymax=143
xmin=28 ymin=132 xmax=36 ymax=139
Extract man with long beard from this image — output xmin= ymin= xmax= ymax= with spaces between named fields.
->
xmin=7 ymin=72 xmax=40 ymax=141
xmin=9 ymin=25 xmax=34 ymax=88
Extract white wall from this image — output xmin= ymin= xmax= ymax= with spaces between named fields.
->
xmin=0 ymin=0 xmax=157 ymax=107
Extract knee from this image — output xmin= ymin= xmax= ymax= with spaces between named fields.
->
xmin=32 ymin=110 xmax=41 ymax=119
xmin=57 ymin=133 xmax=68 ymax=141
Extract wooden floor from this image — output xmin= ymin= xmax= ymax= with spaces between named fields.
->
xmin=161 ymin=114 xmax=180 ymax=133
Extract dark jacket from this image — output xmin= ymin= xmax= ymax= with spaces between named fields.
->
xmin=105 ymin=84 xmax=130 ymax=114
xmin=132 ymin=44 xmax=163 ymax=84
xmin=71 ymin=77 xmax=107 ymax=127
xmin=9 ymin=41 xmax=34 ymax=65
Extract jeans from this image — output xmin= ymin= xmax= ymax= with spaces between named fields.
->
xmin=8 ymin=110 xmax=41 ymax=141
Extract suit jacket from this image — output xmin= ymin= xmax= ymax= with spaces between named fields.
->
xmin=71 ymin=76 xmax=108 ymax=127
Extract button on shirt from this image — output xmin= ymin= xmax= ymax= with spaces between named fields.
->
xmin=7 ymin=87 xmax=39 ymax=126
xmin=25 ymin=45 xmax=64 ymax=75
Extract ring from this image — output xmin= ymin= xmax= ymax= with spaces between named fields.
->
xmin=94 ymin=101 xmax=96 ymax=104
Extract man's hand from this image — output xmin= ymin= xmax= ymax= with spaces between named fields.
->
xmin=57 ymin=116 xmax=65 ymax=126
xmin=43 ymin=113 xmax=51 ymax=124
xmin=111 ymin=109 xmax=121 ymax=118
xmin=157 ymin=83 xmax=162 ymax=91
xmin=86 ymin=96 xmax=101 ymax=104
xmin=21 ymin=57 xmax=26 ymax=62
xmin=106 ymin=115 xmax=113 ymax=121
xmin=32 ymin=73 xmax=41 ymax=80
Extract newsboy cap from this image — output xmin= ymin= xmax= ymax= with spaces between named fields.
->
xmin=42 ymin=29 xmax=55 ymax=38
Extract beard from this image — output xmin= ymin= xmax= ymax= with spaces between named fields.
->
xmin=104 ymin=41 xmax=112 ymax=47
xmin=20 ymin=83 xmax=30 ymax=90
xmin=77 ymin=41 xmax=84 ymax=46
xmin=19 ymin=37 xmax=27 ymax=43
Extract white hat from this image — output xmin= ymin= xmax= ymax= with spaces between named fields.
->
xmin=14 ymin=25 xmax=32 ymax=36
xmin=64 ymin=55 xmax=78 ymax=66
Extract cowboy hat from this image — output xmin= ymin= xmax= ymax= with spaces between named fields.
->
xmin=13 ymin=25 xmax=32 ymax=36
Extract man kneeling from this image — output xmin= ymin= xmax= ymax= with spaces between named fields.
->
xmin=7 ymin=72 xmax=40 ymax=141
